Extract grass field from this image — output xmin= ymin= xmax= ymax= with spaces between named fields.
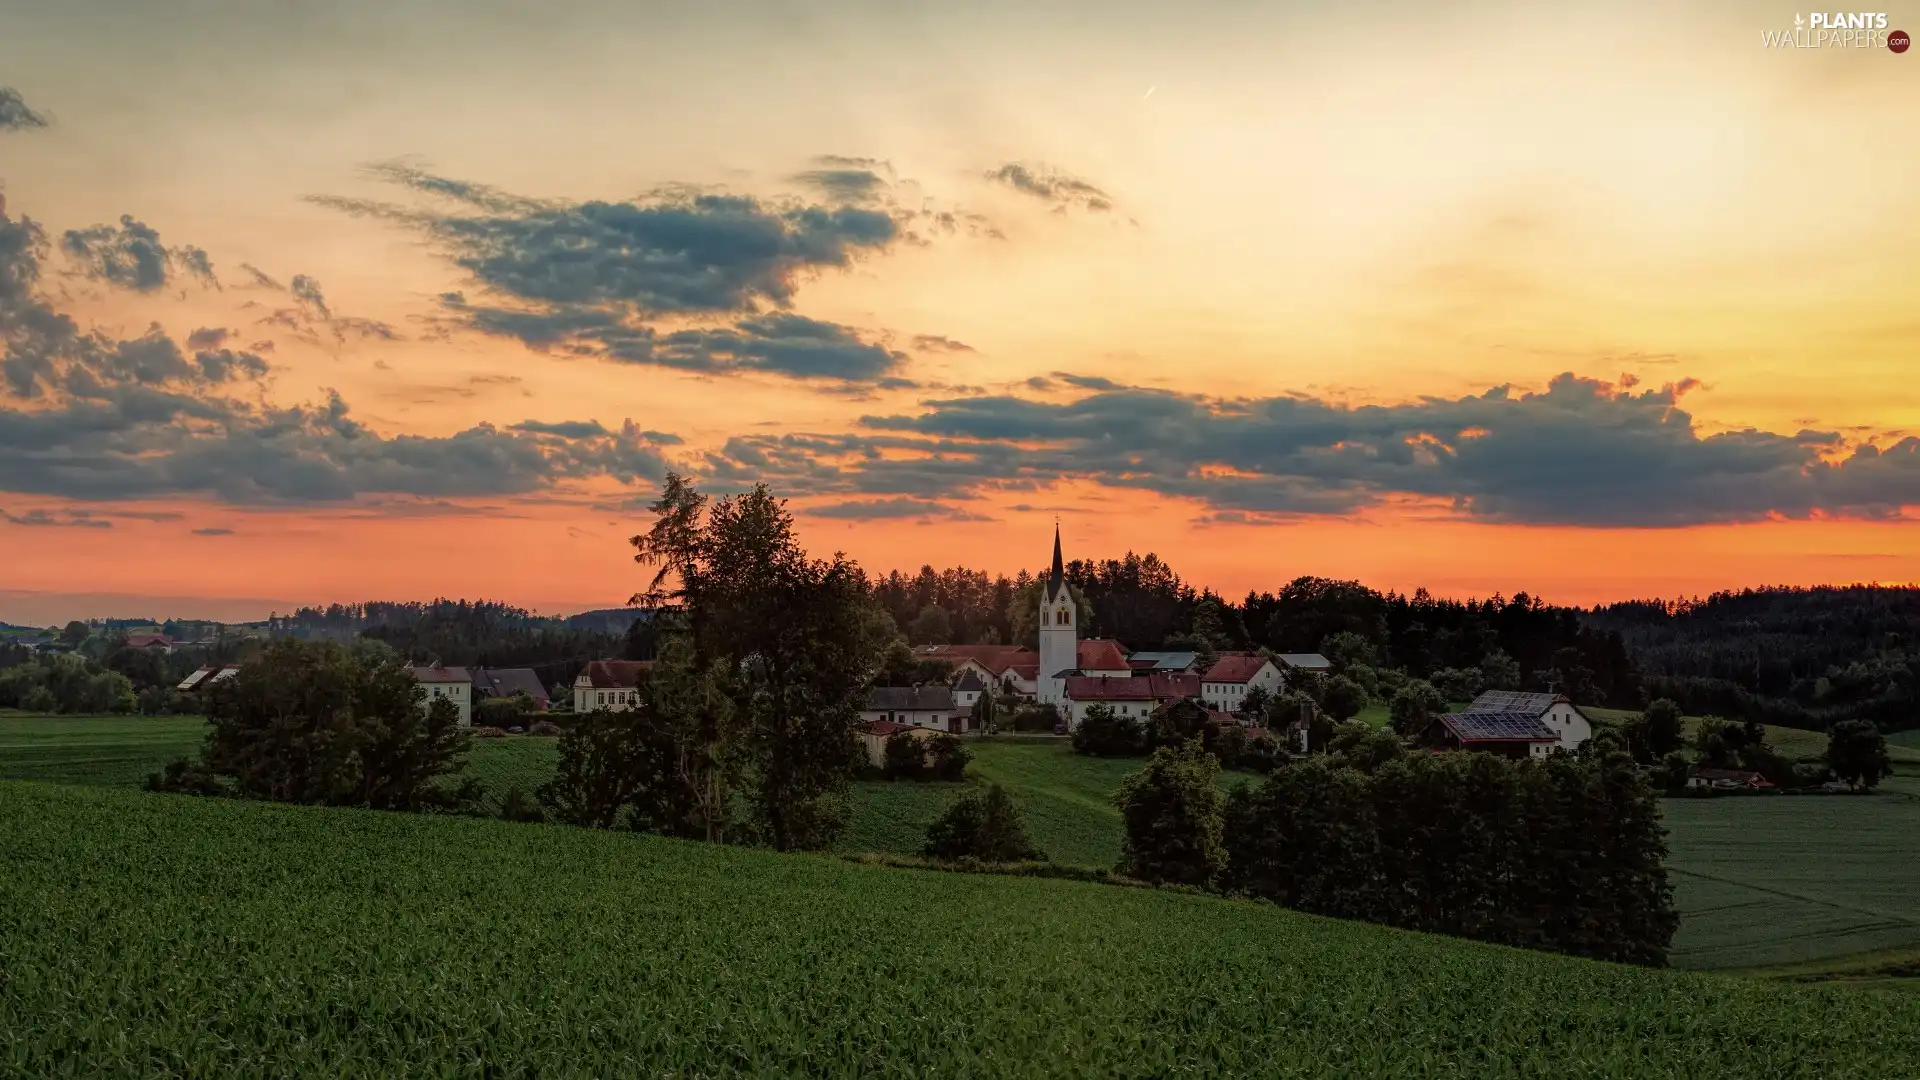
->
xmin=9 ymin=713 xmax=1920 ymax=977
xmin=6 ymin=782 xmax=1919 ymax=1077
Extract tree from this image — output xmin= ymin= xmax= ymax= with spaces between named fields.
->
xmin=153 ymin=638 xmax=475 ymax=811
xmin=1389 ymin=679 xmax=1447 ymax=738
xmin=926 ymin=734 xmax=971 ymax=781
xmin=884 ymin=731 xmax=927 ymax=779
xmin=1641 ymin=698 xmax=1684 ymax=758
xmin=1429 ymin=667 xmax=1483 ymax=704
xmin=1239 ymin=684 xmax=1272 ymax=721
xmin=1114 ymin=741 xmax=1226 ymax=886
xmin=1072 ymin=702 xmax=1146 ymax=757
xmin=1318 ymin=631 xmax=1377 ymax=672
xmin=630 ymin=475 xmax=880 ymax=851
xmin=1692 ymin=716 xmax=1734 ymax=767
xmin=1478 ymin=650 xmax=1522 ymax=692
xmin=923 ymin=784 xmax=1043 ymax=862
xmin=908 ymin=604 xmax=954 ymax=646
xmin=1327 ymin=720 xmax=1403 ymax=773
xmin=972 ymin=685 xmax=998 ymax=735
xmin=1320 ymin=675 xmax=1368 ymax=722
xmin=59 ymin=620 xmax=90 ymax=647
xmin=1826 ymin=719 xmax=1892 ymax=791
xmin=540 ymin=708 xmax=672 ymax=829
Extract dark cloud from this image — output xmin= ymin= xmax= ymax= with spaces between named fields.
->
xmin=0 ymin=195 xmax=680 ymax=507
xmin=289 ymin=274 xmax=330 ymax=318
xmin=238 ymin=263 xmax=284 ymax=291
xmin=2 ymin=507 xmax=111 ymax=528
xmin=805 ymin=496 xmax=995 ymax=522
xmin=1054 ymin=372 xmax=1123 ymax=391
xmin=311 ymin=162 xmax=920 ymax=384
xmin=790 ymin=158 xmax=893 ymax=203
xmin=186 ymin=327 xmax=229 ymax=350
xmin=706 ymin=374 xmax=1920 ymax=528
xmin=913 ymin=334 xmax=975 ymax=354
xmin=60 ymin=216 xmax=217 ymax=293
xmin=0 ymin=88 xmax=48 ymax=131
xmin=192 ymin=527 xmax=234 ymax=536
xmin=985 ymin=163 xmax=1112 ymax=213
xmin=512 ymin=418 xmax=608 ymax=439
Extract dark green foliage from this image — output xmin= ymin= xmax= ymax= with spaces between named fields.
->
xmin=537 ymin=707 xmax=699 ymax=834
xmin=922 ymin=784 xmax=1044 ymax=862
xmin=1642 ymin=698 xmax=1685 ymax=757
xmin=1826 ymin=719 xmax=1893 ymax=790
xmin=1114 ymin=742 xmax=1225 ymax=886
xmin=1428 ymin=667 xmax=1482 ymax=704
xmin=1222 ymin=745 xmax=1679 ymax=966
xmin=884 ymin=731 xmax=927 ymax=779
xmin=926 ymin=734 xmax=971 ymax=781
xmin=971 ymin=686 xmax=998 ymax=734
xmin=1007 ymin=700 xmax=1062 ymax=733
xmin=498 ymin=784 xmax=548 ymax=823
xmin=1238 ymin=732 xmax=1285 ymax=774
xmin=0 ymin=653 xmax=136 ymax=714
xmin=1318 ymin=675 xmax=1367 ymax=722
xmin=1072 ymin=702 xmax=1147 ymax=757
xmin=1389 ymin=679 xmax=1447 ymax=737
xmin=144 ymin=757 xmax=228 ymax=797
xmin=150 ymin=638 xmax=476 ymax=812
xmin=1238 ymin=683 xmax=1271 ymax=721
xmin=475 ymin=693 xmax=538 ymax=728
xmin=1202 ymin=722 xmax=1249 ymax=769
xmin=1327 ymin=720 xmax=1404 ymax=772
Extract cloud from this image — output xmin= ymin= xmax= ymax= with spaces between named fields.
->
xmin=1 ymin=507 xmax=111 ymax=528
xmin=805 ymin=496 xmax=994 ymax=522
xmin=790 ymin=163 xmax=892 ymax=203
xmin=985 ymin=163 xmax=1112 ymax=213
xmin=0 ymin=88 xmax=48 ymax=131
xmin=707 ymin=374 xmax=1920 ymax=528
xmin=186 ymin=327 xmax=230 ymax=350
xmin=310 ymin=161 xmax=923 ymax=384
xmin=192 ymin=527 xmax=233 ymax=536
xmin=912 ymin=334 xmax=975 ymax=354
xmin=60 ymin=216 xmax=217 ymax=293
xmin=238 ymin=263 xmax=284 ymax=291
xmin=512 ymin=418 xmax=608 ymax=439
xmin=0 ymin=195 xmax=681 ymax=507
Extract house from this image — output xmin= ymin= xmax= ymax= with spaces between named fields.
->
xmin=912 ymin=644 xmax=1040 ymax=698
xmin=853 ymin=719 xmax=941 ymax=769
xmin=951 ymin=669 xmax=987 ymax=711
xmin=1127 ymin=650 xmax=1200 ymax=673
xmin=572 ymin=659 xmax=653 ymax=712
xmin=1430 ymin=710 xmax=1560 ymax=760
xmin=1058 ymin=639 xmax=1133 ymax=681
xmin=124 ymin=633 xmax=173 ymax=653
xmin=1686 ymin=767 xmax=1775 ymax=792
xmin=1060 ymin=672 xmax=1201 ymax=730
xmin=1464 ymin=690 xmax=1592 ymax=753
xmin=862 ymin=685 xmax=965 ymax=734
xmin=1200 ymin=655 xmax=1284 ymax=713
xmin=176 ymin=664 xmax=241 ymax=691
xmin=1274 ymin=653 xmax=1332 ymax=688
xmin=409 ymin=665 xmax=473 ymax=726
xmin=473 ymin=667 xmax=551 ymax=711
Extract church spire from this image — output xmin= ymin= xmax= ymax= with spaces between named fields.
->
xmin=1048 ymin=523 xmax=1064 ymax=600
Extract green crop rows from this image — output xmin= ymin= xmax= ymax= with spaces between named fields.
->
xmin=6 ymin=782 xmax=1919 ymax=1077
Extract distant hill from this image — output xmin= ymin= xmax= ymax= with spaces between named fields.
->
xmin=562 ymin=608 xmax=652 ymax=634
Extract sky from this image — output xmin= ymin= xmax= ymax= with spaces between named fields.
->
xmin=1 ymin=0 xmax=1917 ymax=624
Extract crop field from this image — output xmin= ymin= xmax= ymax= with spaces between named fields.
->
xmin=0 ymin=714 xmax=203 ymax=787
xmin=6 ymin=782 xmax=1919 ymax=1077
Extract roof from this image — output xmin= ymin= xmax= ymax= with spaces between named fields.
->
xmin=178 ymin=664 xmax=242 ymax=691
xmin=866 ymin=685 xmax=956 ymax=712
xmin=1468 ymin=690 xmax=1570 ymax=717
xmin=1275 ymin=653 xmax=1332 ymax=670
xmin=1438 ymin=710 xmax=1559 ymax=743
xmin=1202 ymin=655 xmax=1274 ymax=684
xmin=1076 ymin=639 xmax=1130 ymax=673
xmin=581 ymin=659 xmax=653 ymax=688
xmin=410 ymin=665 xmax=471 ymax=684
xmin=476 ymin=668 xmax=549 ymax=701
xmin=1044 ymin=524 xmax=1067 ymax=602
xmin=912 ymin=644 xmax=1036 ymax=678
xmin=855 ymin=719 xmax=920 ymax=737
xmin=1063 ymin=672 xmax=1200 ymax=703
xmin=1128 ymin=651 xmax=1198 ymax=671
xmin=125 ymin=633 xmax=171 ymax=648
xmin=952 ymin=670 xmax=986 ymax=692
xmin=1690 ymin=767 xmax=1775 ymax=786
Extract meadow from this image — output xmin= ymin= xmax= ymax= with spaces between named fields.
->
xmin=7 ymin=713 xmax=1920 ymax=976
xmin=5 ymin=781 xmax=1918 ymax=1077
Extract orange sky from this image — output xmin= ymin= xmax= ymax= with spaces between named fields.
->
xmin=2 ymin=0 xmax=1917 ymax=623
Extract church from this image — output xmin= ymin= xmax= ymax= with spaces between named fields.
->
xmin=1036 ymin=526 xmax=1133 ymax=706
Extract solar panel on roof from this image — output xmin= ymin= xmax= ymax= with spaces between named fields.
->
xmin=1441 ymin=710 xmax=1558 ymax=741
xmin=1468 ymin=690 xmax=1559 ymax=717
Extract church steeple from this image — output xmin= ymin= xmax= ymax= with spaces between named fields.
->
xmin=1047 ymin=523 xmax=1064 ymax=600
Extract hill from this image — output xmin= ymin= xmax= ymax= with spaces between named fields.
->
xmin=5 ymin=781 xmax=1917 ymax=1076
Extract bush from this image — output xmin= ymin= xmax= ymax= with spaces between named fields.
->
xmin=884 ymin=731 xmax=927 ymax=779
xmin=1389 ymin=680 xmax=1447 ymax=737
xmin=1202 ymin=722 xmax=1249 ymax=769
xmin=926 ymin=734 xmax=971 ymax=781
xmin=1320 ymin=676 xmax=1368 ymax=723
xmin=1007 ymin=701 xmax=1062 ymax=733
xmin=498 ymin=785 xmax=548 ymax=824
xmin=473 ymin=726 xmax=508 ymax=738
xmin=538 ymin=707 xmax=691 ymax=832
xmin=1073 ymin=702 xmax=1148 ymax=757
xmin=475 ymin=693 xmax=538 ymax=729
xmin=1826 ymin=719 xmax=1893 ymax=791
xmin=528 ymin=720 xmax=563 ymax=736
xmin=1115 ymin=741 xmax=1226 ymax=887
xmin=922 ymin=784 xmax=1043 ymax=863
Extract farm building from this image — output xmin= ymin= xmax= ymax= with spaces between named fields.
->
xmin=1061 ymin=672 xmax=1200 ymax=730
xmin=1686 ymin=767 xmax=1775 ymax=792
xmin=473 ymin=667 xmax=551 ymax=711
xmin=863 ymin=685 xmax=965 ymax=734
xmin=853 ymin=719 xmax=940 ymax=768
xmin=572 ymin=660 xmax=653 ymax=713
xmin=1428 ymin=710 xmax=1560 ymax=760
xmin=176 ymin=664 xmax=240 ymax=691
xmin=1464 ymin=690 xmax=1593 ymax=752
xmin=408 ymin=665 xmax=472 ymax=726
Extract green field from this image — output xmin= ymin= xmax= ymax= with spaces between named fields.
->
xmin=6 ymin=782 xmax=1918 ymax=1077
xmin=8 ymin=714 xmax=1920 ymax=977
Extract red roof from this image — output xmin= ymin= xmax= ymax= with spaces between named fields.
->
xmin=1076 ymin=639 xmax=1130 ymax=673
xmin=1063 ymin=672 xmax=1199 ymax=703
xmin=855 ymin=719 xmax=919 ymax=737
xmin=410 ymin=665 xmax=471 ymax=683
xmin=912 ymin=644 xmax=1037 ymax=677
xmin=583 ymin=659 xmax=654 ymax=688
xmin=126 ymin=633 xmax=171 ymax=649
xmin=1202 ymin=655 xmax=1273 ymax=684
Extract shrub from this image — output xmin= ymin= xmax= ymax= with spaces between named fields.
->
xmin=1073 ymin=702 xmax=1147 ymax=757
xmin=922 ymin=784 xmax=1043 ymax=862
xmin=925 ymin=734 xmax=971 ymax=781
xmin=1826 ymin=719 xmax=1892 ymax=791
xmin=528 ymin=720 xmax=563 ymax=736
xmin=1389 ymin=680 xmax=1447 ymax=738
xmin=1320 ymin=676 xmax=1368 ymax=723
xmin=498 ymin=785 xmax=548 ymax=824
xmin=884 ymin=732 xmax=927 ymax=779
xmin=1202 ymin=722 xmax=1249 ymax=769
xmin=1115 ymin=741 xmax=1226 ymax=887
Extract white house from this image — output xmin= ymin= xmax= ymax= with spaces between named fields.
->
xmin=409 ymin=665 xmax=473 ymax=726
xmin=572 ymin=659 xmax=653 ymax=713
xmin=951 ymin=669 xmax=986 ymax=711
xmin=1200 ymin=655 xmax=1284 ymax=713
xmin=1465 ymin=690 xmax=1592 ymax=753
xmin=1274 ymin=653 xmax=1333 ymax=688
xmin=862 ymin=685 xmax=965 ymax=734
xmin=913 ymin=645 xmax=1039 ymax=699
xmin=1060 ymin=672 xmax=1201 ymax=730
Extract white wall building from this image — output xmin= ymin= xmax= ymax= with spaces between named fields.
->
xmin=572 ymin=659 xmax=652 ymax=713
xmin=409 ymin=665 xmax=473 ymax=726
xmin=1200 ymin=656 xmax=1284 ymax=713
xmin=862 ymin=685 xmax=965 ymax=734
xmin=1466 ymin=690 xmax=1593 ymax=753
